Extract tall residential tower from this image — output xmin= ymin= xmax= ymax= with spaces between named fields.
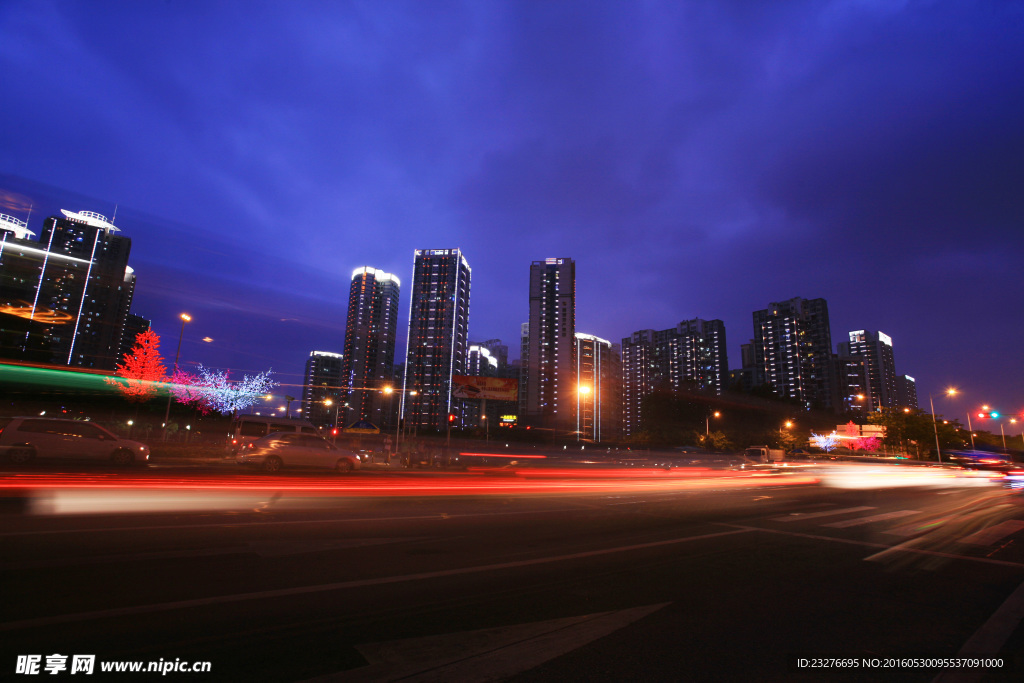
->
xmin=524 ymin=258 xmax=576 ymax=431
xmin=401 ymin=249 xmax=471 ymax=430
xmin=341 ymin=267 xmax=401 ymax=428
xmin=752 ymin=297 xmax=836 ymax=410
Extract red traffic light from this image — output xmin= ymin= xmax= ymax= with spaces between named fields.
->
xmin=448 ymin=414 xmax=456 ymax=422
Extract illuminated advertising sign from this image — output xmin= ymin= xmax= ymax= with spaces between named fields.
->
xmin=451 ymin=376 xmax=518 ymax=401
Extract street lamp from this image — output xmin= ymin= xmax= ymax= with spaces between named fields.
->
xmin=577 ymin=384 xmax=592 ymax=442
xmin=929 ymin=387 xmax=957 ymax=463
xmin=706 ymin=410 xmax=721 ymax=436
xmin=163 ymin=312 xmax=191 ymax=438
xmin=324 ymin=398 xmax=340 ymax=442
xmin=383 ymin=386 xmax=394 ymax=431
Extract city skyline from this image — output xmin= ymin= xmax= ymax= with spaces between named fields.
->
xmin=1 ymin=1 xmax=1021 ymax=418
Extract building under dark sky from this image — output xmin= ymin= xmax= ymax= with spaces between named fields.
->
xmin=524 ymin=258 xmax=576 ymax=432
xmin=401 ymin=249 xmax=471 ymax=431
xmin=341 ymin=267 xmax=400 ymax=429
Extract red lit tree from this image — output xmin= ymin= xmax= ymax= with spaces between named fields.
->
xmin=105 ymin=329 xmax=168 ymax=402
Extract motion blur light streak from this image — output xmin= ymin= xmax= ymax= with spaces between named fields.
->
xmin=0 ymin=470 xmax=821 ymax=515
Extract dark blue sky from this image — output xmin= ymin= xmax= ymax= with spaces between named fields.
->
xmin=1 ymin=0 xmax=1022 ymax=420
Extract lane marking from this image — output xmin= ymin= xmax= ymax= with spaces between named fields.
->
xmin=958 ymin=520 xmax=1024 ymax=546
xmin=933 ymin=577 xmax=1024 ymax=683
xmin=0 ymin=538 xmax=415 ymax=570
xmin=823 ymin=510 xmax=920 ymax=528
xmin=0 ymin=507 xmax=587 ymax=538
xmin=313 ymin=603 xmax=670 ymax=682
xmin=0 ymin=529 xmax=750 ymax=631
xmin=770 ymin=506 xmax=875 ymax=522
xmin=721 ymin=524 xmax=1024 ymax=569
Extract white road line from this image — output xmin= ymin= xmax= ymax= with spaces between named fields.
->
xmin=0 ymin=528 xmax=751 ymax=631
xmin=0 ymin=508 xmax=583 ymax=538
xmin=933 ymin=577 xmax=1024 ymax=683
xmin=958 ymin=520 xmax=1024 ymax=546
xmin=720 ymin=524 xmax=1024 ymax=569
xmin=770 ymin=506 xmax=876 ymax=522
xmin=823 ymin=510 xmax=919 ymax=528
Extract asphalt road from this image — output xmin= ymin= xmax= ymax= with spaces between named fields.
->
xmin=2 ymin=469 xmax=1023 ymax=682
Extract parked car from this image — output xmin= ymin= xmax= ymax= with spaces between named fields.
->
xmin=237 ymin=432 xmax=361 ymax=473
xmin=0 ymin=417 xmax=150 ymax=466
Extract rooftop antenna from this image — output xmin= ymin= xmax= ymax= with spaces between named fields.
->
xmin=111 ymin=203 xmax=118 ymax=225
xmin=25 ymin=203 xmax=32 ymax=227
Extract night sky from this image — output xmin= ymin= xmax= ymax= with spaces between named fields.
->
xmin=1 ymin=1 xmax=1021 ymax=420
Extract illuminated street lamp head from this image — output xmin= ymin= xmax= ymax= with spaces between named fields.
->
xmin=784 ymin=421 xmax=794 ymax=429
xmin=903 ymin=408 xmax=911 ymax=413
xmin=383 ymin=386 xmax=393 ymax=394
xmin=856 ymin=394 xmax=865 ymax=401
xmin=946 ymin=388 xmax=957 ymax=397
xmin=180 ymin=313 xmax=191 ymax=323
xmin=578 ymin=384 xmax=591 ymax=395
xmin=713 ymin=411 xmax=721 ymax=418
xmin=324 ymin=398 xmax=333 ymax=407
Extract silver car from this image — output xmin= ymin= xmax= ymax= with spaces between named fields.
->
xmin=0 ymin=417 xmax=150 ymax=466
xmin=237 ymin=432 xmax=361 ymax=473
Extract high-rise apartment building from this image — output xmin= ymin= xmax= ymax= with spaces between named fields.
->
xmin=302 ymin=351 xmax=344 ymax=427
xmin=341 ymin=267 xmax=400 ymax=428
xmin=401 ymin=249 xmax=471 ymax=430
xmin=575 ymin=333 xmax=621 ymax=442
xmin=0 ymin=210 xmax=134 ymax=369
xmin=524 ymin=258 xmax=576 ymax=431
xmin=837 ymin=330 xmax=897 ymax=412
xmin=895 ymin=374 xmax=918 ymax=410
xmin=117 ymin=313 xmax=151 ymax=366
xmin=518 ymin=322 xmax=529 ymax=417
xmin=752 ymin=297 xmax=836 ymax=411
xmin=620 ymin=318 xmax=728 ymax=436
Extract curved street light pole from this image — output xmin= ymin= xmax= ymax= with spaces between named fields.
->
xmin=162 ymin=313 xmax=191 ymax=439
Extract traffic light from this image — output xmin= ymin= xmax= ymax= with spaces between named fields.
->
xmin=977 ymin=410 xmax=1000 ymax=419
xmin=448 ymin=413 xmax=456 ymax=422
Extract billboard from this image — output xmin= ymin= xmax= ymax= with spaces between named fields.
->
xmin=452 ymin=376 xmax=519 ymax=401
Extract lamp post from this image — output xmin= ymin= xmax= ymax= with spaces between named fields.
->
xmin=706 ymin=410 xmax=721 ymax=436
xmin=577 ymin=384 xmax=591 ymax=442
xmin=929 ymin=387 xmax=956 ymax=463
xmin=383 ymin=386 xmax=394 ymax=431
xmin=162 ymin=313 xmax=191 ymax=438
xmin=324 ymin=398 xmax=340 ymax=442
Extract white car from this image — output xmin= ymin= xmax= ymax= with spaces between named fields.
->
xmin=237 ymin=432 xmax=361 ymax=473
xmin=0 ymin=417 xmax=150 ymax=466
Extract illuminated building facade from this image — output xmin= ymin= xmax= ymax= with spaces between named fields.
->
xmin=620 ymin=318 xmax=728 ymax=436
xmin=401 ymin=249 xmax=471 ymax=430
xmin=518 ymin=322 xmax=529 ymax=416
xmin=341 ymin=267 xmax=401 ymax=428
xmin=302 ymin=350 xmax=344 ymax=428
xmin=0 ymin=210 xmax=134 ymax=369
xmin=753 ymin=297 xmax=836 ymax=411
xmin=117 ymin=313 xmax=151 ymax=367
xmin=838 ymin=330 xmax=898 ymax=411
xmin=895 ymin=374 xmax=918 ymax=410
xmin=575 ymin=333 xmax=621 ymax=442
xmin=524 ymin=258 xmax=576 ymax=431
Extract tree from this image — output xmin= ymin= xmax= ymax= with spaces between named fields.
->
xmin=105 ymin=329 xmax=167 ymax=402
xmin=169 ymin=365 xmax=277 ymax=414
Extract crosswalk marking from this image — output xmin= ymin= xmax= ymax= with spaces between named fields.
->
xmin=823 ymin=510 xmax=920 ymax=528
xmin=770 ymin=506 xmax=875 ymax=522
xmin=958 ymin=520 xmax=1024 ymax=546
